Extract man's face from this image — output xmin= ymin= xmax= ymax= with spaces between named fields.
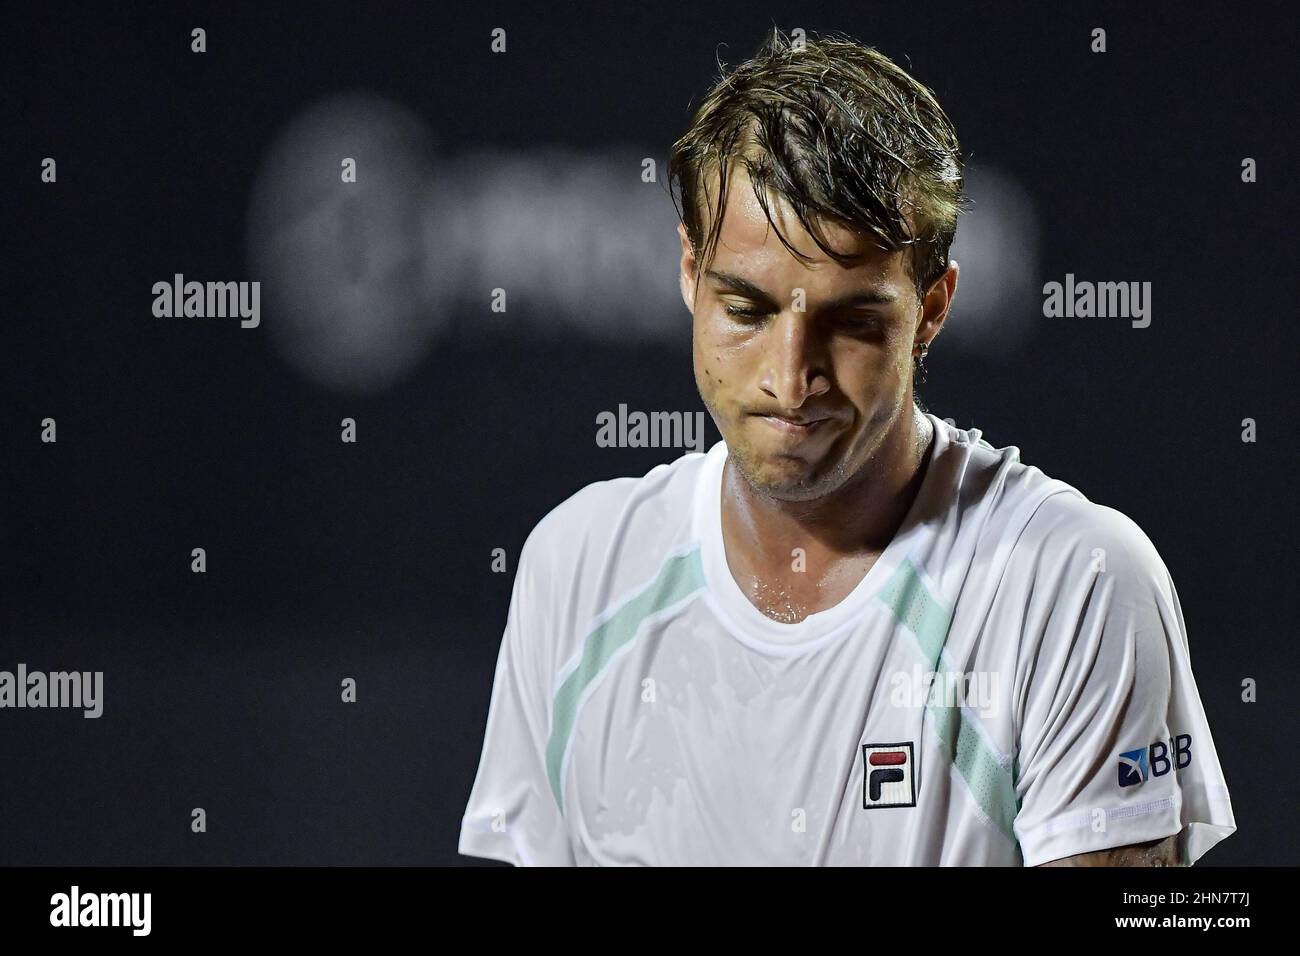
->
xmin=680 ymin=167 xmax=955 ymax=502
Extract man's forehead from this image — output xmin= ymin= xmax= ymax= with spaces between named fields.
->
xmin=702 ymin=166 xmax=903 ymax=283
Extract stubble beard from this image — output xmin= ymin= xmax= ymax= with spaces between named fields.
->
xmin=720 ymin=397 xmax=904 ymax=506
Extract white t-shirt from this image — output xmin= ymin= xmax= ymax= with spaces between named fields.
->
xmin=459 ymin=413 xmax=1236 ymax=866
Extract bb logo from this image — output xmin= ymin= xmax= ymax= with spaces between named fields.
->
xmin=1118 ymin=734 xmax=1192 ymax=788
xmin=1117 ymin=748 xmax=1148 ymax=788
xmin=862 ymin=742 xmax=916 ymax=809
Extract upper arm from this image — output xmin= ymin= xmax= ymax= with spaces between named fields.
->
xmin=1008 ymin=496 xmax=1236 ymax=867
xmin=457 ymin=524 xmax=577 ymax=866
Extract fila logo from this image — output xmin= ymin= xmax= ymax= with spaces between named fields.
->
xmin=1118 ymin=734 xmax=1193 ymax=788
xmin=862 ymin=742 xmax=916 ymax=809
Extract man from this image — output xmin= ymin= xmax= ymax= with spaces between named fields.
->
xmin=458 ymin=30 xmax=1236 ymax=866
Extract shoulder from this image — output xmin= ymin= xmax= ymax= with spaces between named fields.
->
xmin=935 ymin=417 xmax=1180 ymax=643
xmin=931 ymin=416 xmax=1166 ymax=584
xmin=518 ymin=447 xmax=713 ymax=586
xmin=508 ymin=448 xmax=714 ymax=667
xmin=1010 ymin=490 xmax=1170 ymax=588
xmin=998 ymin=489 xmax=1185 ymax=677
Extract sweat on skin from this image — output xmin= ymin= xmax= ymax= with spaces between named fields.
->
xmin=679 ymin=164 xmax=956 ymax=624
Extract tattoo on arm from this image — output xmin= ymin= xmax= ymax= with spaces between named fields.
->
xmin=1038 ymin=834 xmax=1180 ymax=867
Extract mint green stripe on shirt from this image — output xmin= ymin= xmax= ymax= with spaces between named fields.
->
xmin=545 ymin=548 xmax=705 ymax=815
xmin=876 ymin=558 xmax=1019 ymax=841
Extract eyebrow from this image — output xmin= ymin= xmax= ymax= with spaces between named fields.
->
xmin=703 ymin=270 xmax=899 ymax=311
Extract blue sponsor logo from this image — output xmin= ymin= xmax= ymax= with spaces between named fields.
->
xmin=1118 ymin=734 xmax=1192 ymax=788
xmin=1118 ymin=748 xmax=1148 ymax=787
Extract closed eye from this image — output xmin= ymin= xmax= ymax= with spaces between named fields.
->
xmin=721 ymin=302 xmax=885 ymax=332
xmin=831 ymin=311 xmax=883 ymax=330
xmin=723 ymin=303 xmax=770 ymax=319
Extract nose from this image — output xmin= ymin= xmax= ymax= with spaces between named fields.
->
xmin=759 ymin=311 xmax=829 ymax=410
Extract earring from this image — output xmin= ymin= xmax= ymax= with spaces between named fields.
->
xmin=914 ymin=341 xmax=931 ymax=384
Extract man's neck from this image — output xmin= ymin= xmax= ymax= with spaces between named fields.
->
xmin=721 ymin=403 xmax=935 ymax=567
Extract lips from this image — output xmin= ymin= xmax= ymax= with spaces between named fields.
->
xmin=755 ymin=413 xmax=831 ymax=436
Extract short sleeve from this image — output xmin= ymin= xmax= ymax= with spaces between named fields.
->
xmin=458 ymin=530 xmax=576 ymax=866
xmin=1009 ymin=496 xmax=1236 ymax=866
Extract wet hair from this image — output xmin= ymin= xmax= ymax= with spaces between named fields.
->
xmin=668 ymin=28 xmax=965 ymax=299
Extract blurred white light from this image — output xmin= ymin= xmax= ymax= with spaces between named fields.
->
xmin=246 ymin=94 xmax=443 ymax=393
xmin=947 ymin=164 xmax=1043 ymax=353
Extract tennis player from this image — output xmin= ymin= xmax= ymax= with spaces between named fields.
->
xmin=459 ymin=30 xmax=1236 ymax=866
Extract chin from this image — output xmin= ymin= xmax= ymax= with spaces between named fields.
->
xmin=737 ymin=448 xmax=848 ymax=501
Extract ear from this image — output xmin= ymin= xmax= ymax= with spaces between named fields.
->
xmin=916 ymin=259 xmax=959 ymax=346
xmin=677 ymin=222 xmax=698 ymax=314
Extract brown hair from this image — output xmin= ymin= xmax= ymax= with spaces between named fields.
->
xmin=668 ymin=28 xmax=965 ymax=299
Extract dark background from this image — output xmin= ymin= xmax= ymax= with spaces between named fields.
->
xmin=2 ymin=1 xmax=1295 ymax=865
